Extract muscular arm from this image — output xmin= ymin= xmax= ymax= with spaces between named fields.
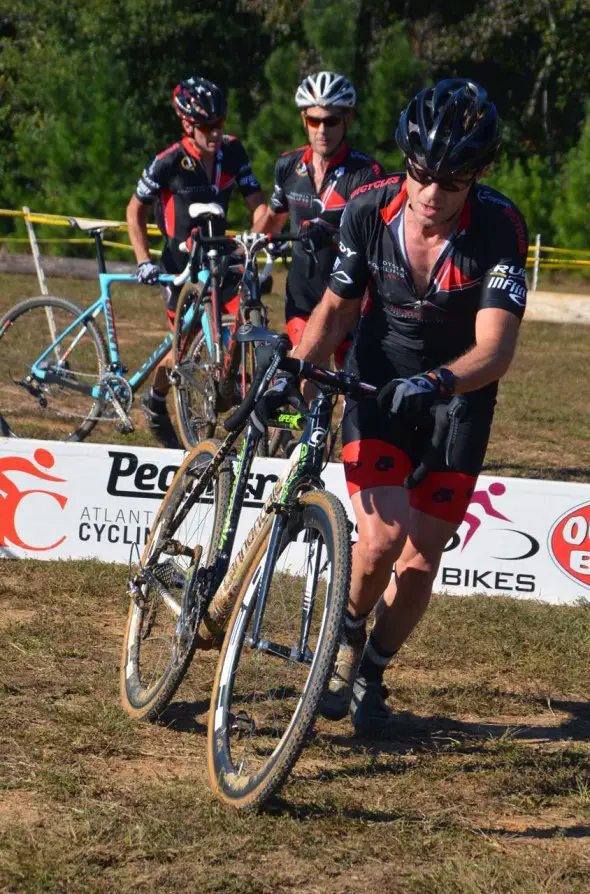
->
xmin=244 ymin=191 xmax=268 ymax=232
xmin=126 ymin=195 xmax=152 ymax=264
xmin=254 ymin=206 xmax=289 ymax=234
xmin=291 ymin=288 xmax=362 ymax=365
xmin=446 ymin=307 xmax=521 ymax=393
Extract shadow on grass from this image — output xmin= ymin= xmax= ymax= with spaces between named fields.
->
xmin=322 ymin=697 xmax=589 ymax=755
xmin=480 ymin=824 xmax=590 ymax=840
xmin=157 ymin=698 xmax=210 ymax=734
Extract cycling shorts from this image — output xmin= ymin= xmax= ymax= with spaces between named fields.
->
xmin=341 ymin=396 xmax=495 ymax=524
xmin=285 ymin=314 xmax=352 ymax=370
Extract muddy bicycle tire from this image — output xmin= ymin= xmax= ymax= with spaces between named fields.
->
xmin=120 ymin=439 xmax=233 ymax=721
xmin=207 ymin=488 xmax=351 ymax=809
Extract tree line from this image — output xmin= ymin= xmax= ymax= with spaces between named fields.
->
xmin=1 ymin=0 xmax=589 ymax=249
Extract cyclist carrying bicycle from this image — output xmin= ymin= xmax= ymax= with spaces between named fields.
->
xmin=261 ymin=71 xmax=384 ymax=367
xmin=126 ymin=76 xmax=268 ymax=448
xmin=273 ymin=79 xmax=529 ymax=734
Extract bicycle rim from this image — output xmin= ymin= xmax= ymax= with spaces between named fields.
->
xmin=121 ymin=440 xmax=233 ymax=720
xmin=208 ymin=490 xmax=351 ymax=809
xmin=0 ymin=297 xmax=108 ymax=440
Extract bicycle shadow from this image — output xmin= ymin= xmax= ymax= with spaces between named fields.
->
xmin=157 ymin=697 xmax=210 ymax=734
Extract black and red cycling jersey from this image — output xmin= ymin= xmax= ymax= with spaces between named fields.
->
xmin=331 ymin=175 xmax=529 ymax=521
xmin=135 ymin=134 xmax=262 ymax=271
xmin=331 ymin=176 xmax=529 ymax=399
xmin=269 ymin=143 xmax=384 ymax=318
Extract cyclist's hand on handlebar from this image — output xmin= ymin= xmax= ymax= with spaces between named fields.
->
xmin=268 ymin=239 xmax=290 ymax=259
xmin=377 ymin=368 xmax=456 ymax=417
xmin=136 ymin=260 xmax=161 ymax=285
xmin=298 ymin=220 xmax=337 ymax=254
xmin=254 ymin=372 xmax=307 ymax=428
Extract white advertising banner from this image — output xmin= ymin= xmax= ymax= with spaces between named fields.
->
xmin=1 ymin=437 xmax=589 ymax=605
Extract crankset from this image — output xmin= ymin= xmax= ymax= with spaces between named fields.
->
xmin=100 ymin=373 xmax=134 ymax=433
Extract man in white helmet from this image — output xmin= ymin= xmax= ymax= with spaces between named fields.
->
xmin=262 ymin=72 xmax=384 ymax=368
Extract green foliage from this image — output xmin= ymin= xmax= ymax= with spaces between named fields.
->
xmin=482 ymin=154 xmax=555 ymax=241
xmin=552 ymin=105 xmax=590 ymax=250
xmin=0 ymin=0 xmax=588 ymax=248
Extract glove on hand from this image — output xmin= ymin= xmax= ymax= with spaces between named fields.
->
xmin=253 ymin=373 xmax=307 ymax=429
xmin=377 ymin=369 xmax=456 ymax=418
xmin=299 ymin=220 xmax=337 ymax=254
xmin=136 ymin=260 xmax=161 ymax=285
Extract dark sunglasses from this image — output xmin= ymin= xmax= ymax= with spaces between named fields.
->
xmin=305 ymin=113 xmax=344 ymax=129
xmin=405 ymin=159 xmax=475 ymax=192
xmin=196 ymin=117 xmax=225 ymax=133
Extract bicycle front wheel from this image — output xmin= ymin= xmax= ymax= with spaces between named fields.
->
xmin=208 ymin=489 xmax=351 ymax=809
xmin=121 ymin=439 xmax=233 ymax=721
xmin=0 ymin=296 xmax=108 ymax=440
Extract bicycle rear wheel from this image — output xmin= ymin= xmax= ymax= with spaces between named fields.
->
xmin=208 ymin=489 xmax=351 ymax=809
xmin=0 ymin=296 xmax=108 ymax=440
xmin=120 ymin=439 xmax=233 ymax=721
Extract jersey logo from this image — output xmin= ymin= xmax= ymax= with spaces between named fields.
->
xmin=296 ymin=161 xmax=307 ymax=176
xmin=314 ymin=182 xmax=346 ymax=213
xmin=331 ymin=270 xmax=354 ymax=285
xmin=351 ymin=175 xmax=400 ymax=199
xmin=338 ymin=241 xmax=357 ymax=258
xmin=181 ymin=156 xmax=195 ymax=171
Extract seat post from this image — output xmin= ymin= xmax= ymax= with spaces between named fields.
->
xmin=92 ymin=230 xmax=107 ymax=274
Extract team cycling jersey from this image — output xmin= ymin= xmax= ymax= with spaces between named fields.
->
xmin=331 ymin=176 xmax=529 ymax=401
xmin=135 ymin=135 xmax=261 ymax=271
xmin=270 ymin=143 xmax=384 ymax=318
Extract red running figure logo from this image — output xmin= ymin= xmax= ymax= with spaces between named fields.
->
xmin=0 ymin=448 xmax=68 ymax=551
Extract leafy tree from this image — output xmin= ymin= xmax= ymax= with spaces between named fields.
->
xmin=482 ymin=154 xmax=556 ymax=242
xmin=552 ymin=104 xmax=590 ymax=250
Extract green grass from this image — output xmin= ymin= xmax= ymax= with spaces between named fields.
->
xmin=1 ymin=271 xmax=589 ymax=479
xmin=1 ymin=560 xmax=589 ymax=892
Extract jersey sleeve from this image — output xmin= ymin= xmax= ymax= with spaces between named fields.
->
xmin=269 ymin=157 xmax=289 ymax=214
xmin=135 ymin=153 xmax=171 ymax=205
xmin=328 ymin=199 xmax=370 ymax=299
xmin=479 ymin=205 xmax=529 ymax=320
xmin=233 ymin=140 xmax=263 ymax=198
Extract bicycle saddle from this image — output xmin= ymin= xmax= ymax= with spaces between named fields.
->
xmin=188 ymin=202 xmax=225 ymax=221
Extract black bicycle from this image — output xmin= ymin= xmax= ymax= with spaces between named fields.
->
xmin=120 ymin=326 xmax=465 ymax=808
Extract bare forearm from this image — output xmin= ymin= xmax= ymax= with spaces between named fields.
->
xmin=126 ymin=198 xmax=151 ymax=262
xmin=446 ymin=342 xmax=515 ymax=393
xmin=292 ymin=290 xmax=361 ymax=364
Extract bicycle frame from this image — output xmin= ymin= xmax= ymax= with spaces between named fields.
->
xmin=30 ymin=273 xmax=198 ymax=399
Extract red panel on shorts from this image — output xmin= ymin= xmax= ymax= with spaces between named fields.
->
xmin=221 ymin=294 xmax=240 ymax=316
xmin=409 ymin=470 xmax=477 ymax=524
xmin=342 ymin=439 xmax=412 ymax=496
xmin=286 ymin=316 xmax=308 ymax=348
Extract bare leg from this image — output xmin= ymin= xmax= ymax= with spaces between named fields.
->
xmin=373 ymin=508 xmax=459 ymax=653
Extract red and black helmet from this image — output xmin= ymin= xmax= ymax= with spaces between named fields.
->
xmin=173 ymin=77 xmax=227 ymax=125
xmin=396 ymin=79 xmax=500 ymax=175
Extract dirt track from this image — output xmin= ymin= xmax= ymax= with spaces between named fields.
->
xmin=527 ymin=290 xmax=590 ymax=324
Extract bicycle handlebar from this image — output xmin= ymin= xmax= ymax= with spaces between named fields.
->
xmin=223 ymin=331 xmax=467 ymax=488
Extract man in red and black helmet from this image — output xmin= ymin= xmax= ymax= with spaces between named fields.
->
xmin=261 ymin=71 xmax=384 ymax=367
xmin=279 ymin=79 xmax=529 ymax=733
xmin=127 ymin=76 xmax=267 ymax=447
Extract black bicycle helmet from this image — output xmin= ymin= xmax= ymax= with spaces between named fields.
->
xmin=173 ymin=77 xmax=227 ymax=124
xmin=396 ymin=79 xmax=500 ymax=175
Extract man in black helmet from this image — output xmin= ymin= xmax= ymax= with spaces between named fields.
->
xmin=277 ymin=79 xmax=529 ymax=733
xmin=127 ymin=76 xmax=267 ymax=448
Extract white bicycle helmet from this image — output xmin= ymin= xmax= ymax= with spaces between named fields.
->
xmin=295 ymin=71 xmax=356 ymax=109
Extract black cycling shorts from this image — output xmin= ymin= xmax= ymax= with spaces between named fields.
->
xmin=341 ymin=395 xmax=495 ymax=524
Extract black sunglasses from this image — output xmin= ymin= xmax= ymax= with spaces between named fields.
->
xmin=405 ymin=159 xmax=475 ymax=192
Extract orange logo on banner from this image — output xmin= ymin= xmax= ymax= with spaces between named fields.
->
xmin=0 ymin=448 xmax=68 ymax=551
xmin=549 ymin=503 xmax=590 ymax=589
